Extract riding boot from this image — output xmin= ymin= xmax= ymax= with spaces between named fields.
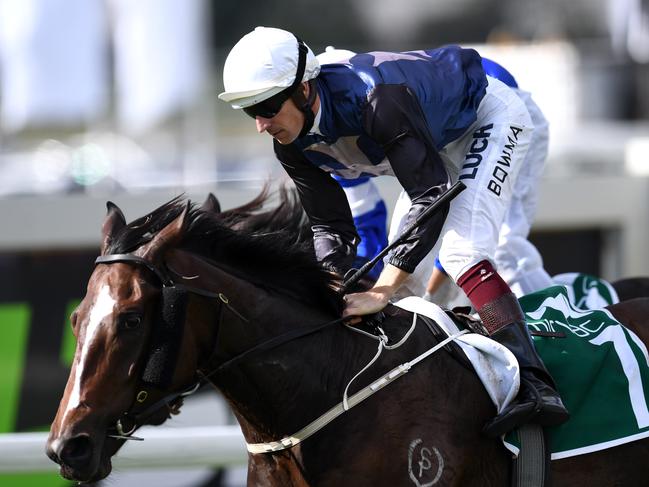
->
xmin=482 ymin=293 xmax=570 ymax=438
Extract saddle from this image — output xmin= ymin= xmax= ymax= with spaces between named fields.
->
xmin=360 ymin=304 xmax=476 ymax=371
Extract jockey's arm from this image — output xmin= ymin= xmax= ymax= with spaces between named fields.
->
xmin=362 ymin=84 xmax=451 ymax=274
xmin=274 ymin=140 xmax=360 ymax=275
xmin=343 ymin=85 xmax=451 ymax=316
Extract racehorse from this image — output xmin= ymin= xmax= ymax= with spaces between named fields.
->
xmin=613 ymin=277 xmax=649 ymax=303
xmin=46 ymin=191 xmax=649 ymax=486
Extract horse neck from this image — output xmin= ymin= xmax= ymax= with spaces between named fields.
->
xmin=215 ymin=306 xmax=372 ymax=446
xmin=217 ymin=287 xmax=368 ymax=444
xmin=168 ymin=249 xmax=366 ymax=442
xmin=174 ymin=251 xmax=499 ymax=477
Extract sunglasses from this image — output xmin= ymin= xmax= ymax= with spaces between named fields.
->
xmin=242 ymin=87 xmax=293 ymax=119
xmin=242 ymin=38 xmax=308 ymax=120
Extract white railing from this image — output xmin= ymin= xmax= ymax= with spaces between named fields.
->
xmin=0 ymin=426 xmax=248 ymax=473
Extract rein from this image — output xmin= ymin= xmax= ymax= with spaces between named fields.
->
xmin=94 ymin=253 xmax=347 ymax=441
xmin=203 ymin=315 xmax=347 ymax=379
xmin=95 ymin=252 xmax=468 ymax=453
xmin=247 ymin=324 xmax=469 ymax=453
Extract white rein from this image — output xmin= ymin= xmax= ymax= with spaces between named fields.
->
xmin=246 ymin=312 xmax=468 ymax=454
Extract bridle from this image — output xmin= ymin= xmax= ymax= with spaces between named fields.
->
xmin=94 ymin=252 xmax=347 ymax=441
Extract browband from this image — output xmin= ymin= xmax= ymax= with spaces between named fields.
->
xmin=95 ymin=254 xmax=172 ymax=286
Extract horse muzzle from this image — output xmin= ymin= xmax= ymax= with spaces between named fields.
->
xmin=46 ymin=432 xmax=112 ymax=483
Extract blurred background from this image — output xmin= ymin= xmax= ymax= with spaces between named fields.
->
xmin=0 ymin=0 xmax=647 ymax=485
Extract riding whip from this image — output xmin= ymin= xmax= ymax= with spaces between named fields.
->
xmin=339 ymin=180 xmax=466 ymax=295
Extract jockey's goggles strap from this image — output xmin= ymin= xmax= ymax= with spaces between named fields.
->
xmin=242 ymin=38 xmax=308 ymax=120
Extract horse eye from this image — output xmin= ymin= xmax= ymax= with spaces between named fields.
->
xmin=121 ymin=314 xmax=142 ymax=330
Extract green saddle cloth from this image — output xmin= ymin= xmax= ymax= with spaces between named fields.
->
xmin=505 ymin=274 xmax=649 ymax=459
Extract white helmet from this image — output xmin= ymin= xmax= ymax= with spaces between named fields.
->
xmin=218 ymin=27 xmax=321 ymax=109
xmin=316 ymin=46 xmax=356 ymax=65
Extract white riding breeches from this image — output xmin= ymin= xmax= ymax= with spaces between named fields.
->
xmin=390 ymin=77 xmax=552 ymax=299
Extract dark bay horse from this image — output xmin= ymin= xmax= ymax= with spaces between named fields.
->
xmin=46 ymin=191 xmax=649 ymax=486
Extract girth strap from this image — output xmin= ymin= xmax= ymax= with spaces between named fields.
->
xmin=513 ymin=424 xmax=550 ymax=487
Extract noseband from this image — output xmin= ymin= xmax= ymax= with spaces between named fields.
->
xmin=94 ymin=253 xmax=346 ymax=441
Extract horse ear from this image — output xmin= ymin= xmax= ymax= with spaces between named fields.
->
xmin=101 ymin=201 xmax=126 ymax=255
xmin=140 ymin=201 xmax=191 ymax=262
xmin=200 ymin=193 xmax=221 ymax=214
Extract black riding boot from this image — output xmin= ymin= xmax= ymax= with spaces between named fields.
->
xmin=482 ymin=297 xmax=570 ymax=438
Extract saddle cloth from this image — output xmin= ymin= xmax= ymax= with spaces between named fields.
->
xmin=395 ymin=276 xmax=649 ymax=460
xmin=393 ymin=296 xmax=520 ymax=416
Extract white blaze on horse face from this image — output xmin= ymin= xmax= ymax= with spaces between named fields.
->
xmin=65 ymin=285 xmax=116 ymax=416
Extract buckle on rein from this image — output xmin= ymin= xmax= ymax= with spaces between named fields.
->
xmin=107 ymin=391 xmax=148 ymax=441
xmin=108 ymin=417 xmax=144 ymax=441
xmin=107 ymin=383 xmax=202 ymax=442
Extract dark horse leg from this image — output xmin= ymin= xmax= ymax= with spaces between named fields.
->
xmin=551 ymin=297 xmax=649 ymax=486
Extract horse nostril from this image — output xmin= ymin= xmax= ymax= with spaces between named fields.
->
xmin=46 ymin=444 xmax=61 ymax=465
xmin=58 ymin=434 xmax=93 ymax=469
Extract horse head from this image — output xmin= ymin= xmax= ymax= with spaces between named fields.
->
xmin=46 ymin=201 xmax=203 ymax=483
xmin=46 ymin=189 xmax=347 ymax=484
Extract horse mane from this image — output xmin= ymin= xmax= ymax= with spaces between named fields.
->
xmin=105 ymin=188 xmax=342 ymax=314
xmin=219 ymin=185 xmax=313 ymax=244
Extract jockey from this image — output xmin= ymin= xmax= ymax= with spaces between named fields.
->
xmin=218 ymin=26 xmax=569 ymax=437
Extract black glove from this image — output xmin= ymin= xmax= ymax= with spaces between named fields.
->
xmin=313 ymin=230 xmax=357 ymax=276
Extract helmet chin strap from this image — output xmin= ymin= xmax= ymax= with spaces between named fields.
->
xmin=293 ymin=80 xmax=317 ymax=138
xmin=284 ymin=36 xmax=315 ymax=139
